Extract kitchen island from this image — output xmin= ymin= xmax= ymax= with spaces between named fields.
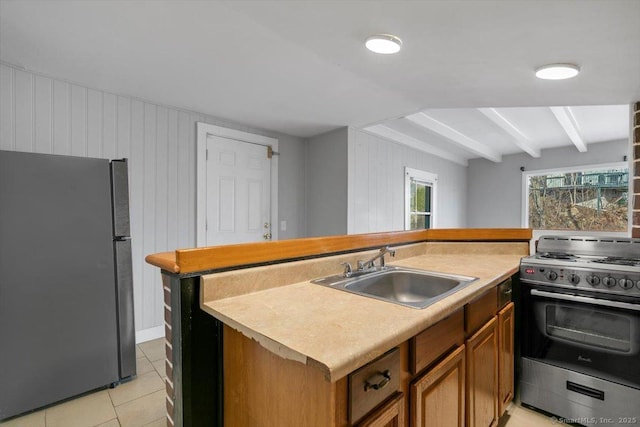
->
xmin=146 ymin=228 xmax=531 ymax=427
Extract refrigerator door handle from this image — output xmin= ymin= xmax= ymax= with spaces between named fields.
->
xmin=114 ymin=237 xmax=136 ymax=379
xmin=110 ymin=159 xmax=131 ymax=238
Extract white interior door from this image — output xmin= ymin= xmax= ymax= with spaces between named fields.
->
xmin=205 ymin=135 xmax=272 ymax=245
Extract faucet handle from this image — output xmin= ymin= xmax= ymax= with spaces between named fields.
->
xmin=341 ymin=262 xmax=353 ymax=278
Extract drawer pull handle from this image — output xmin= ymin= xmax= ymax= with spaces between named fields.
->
xmin=503 ymin=289 xmax=512 ymax=295
xmin=364 ymin=370 xmax=391 ymax=392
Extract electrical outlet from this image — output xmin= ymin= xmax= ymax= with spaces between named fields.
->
xmin=280 ymin=220 xmax=287 ymax=231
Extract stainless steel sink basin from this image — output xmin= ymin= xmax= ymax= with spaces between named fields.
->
xmin=312 ymin=266 xmax=477 ymax=309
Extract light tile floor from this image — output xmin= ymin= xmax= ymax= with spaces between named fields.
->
xmin=2 ymin=337 xmax=564 ymax=426
xmin=0 ymin=338 xmax=167 ymax=427
xmin=502 ymin=401 xmax=569 ymax=426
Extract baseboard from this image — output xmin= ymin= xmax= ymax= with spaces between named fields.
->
xmin=135 ymin=325 xmax=165 ymax=344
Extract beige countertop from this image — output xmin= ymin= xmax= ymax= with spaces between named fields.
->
xmin=200 ymin=244 xmax=524 ymax=382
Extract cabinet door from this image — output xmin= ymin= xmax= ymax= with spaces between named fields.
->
xmin=466 ymin=317 xmax=498 ymax=427
xmin=411 ymin=345 xmax=465 ymax=427
xmin=356 ymin=392 xmax=406 ymax=427
xmin=498 ymin=302 xmax=514 ymax=416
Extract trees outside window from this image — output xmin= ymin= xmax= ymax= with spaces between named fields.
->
xmin=524 ymin=165 xmax=628 ymax=231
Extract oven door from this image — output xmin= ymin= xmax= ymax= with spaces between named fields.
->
xmin=521 ymin=282 xmax=640 ymax=390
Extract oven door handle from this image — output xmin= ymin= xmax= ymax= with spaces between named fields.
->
xmin=531 ymin=289 xmax=640 ymax=312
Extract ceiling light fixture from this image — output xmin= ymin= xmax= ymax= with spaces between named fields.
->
xmin=365 ymin=34 xmax=402 ymax=54
xmin=535 ymin=63 xmax=580 ymax=80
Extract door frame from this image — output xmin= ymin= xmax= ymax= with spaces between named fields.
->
xmin=196 ymin=122 xmax=279 ymax=247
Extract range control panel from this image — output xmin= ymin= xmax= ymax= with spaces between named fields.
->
xmin=520 ymin=263 xmax=640 ymax=297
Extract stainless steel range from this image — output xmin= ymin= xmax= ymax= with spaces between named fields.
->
xmin=519 ymin=235 xmax=640 ymax=425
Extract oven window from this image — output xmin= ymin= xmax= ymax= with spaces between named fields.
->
xmin=546 ymin=305 xmax=632 ymax=352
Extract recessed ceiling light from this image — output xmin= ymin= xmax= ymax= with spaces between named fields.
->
xmin=535 ymin=63 xmax=580 ymax=80
xmin=365 ymin=34 xmax=402 ymax=54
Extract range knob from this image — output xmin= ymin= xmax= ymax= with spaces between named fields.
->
xmin=619 ymin=278 xmax=634 ymax=289
xmin=602 ymin=276 xmax=617 ymax=288
xmin=568 ymin=274 xmax=581 ymax=285
xmin=546 ymin=271 xmax=558 ymax=281
xmin=586 ymin=275 xmax=600 ymax=286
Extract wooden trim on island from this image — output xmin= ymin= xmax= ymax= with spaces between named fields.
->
xmin=145 ymin=228 xmax=532 ymax=274
xmin=425 ymin=228 xmax=531 ymax=242
xmin=145 ymin=251 xmax=180 ymax=273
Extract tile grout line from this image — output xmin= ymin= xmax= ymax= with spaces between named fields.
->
xmin=113 ymin=379 xmax=166 ymax=410
xmin=111 ymin=352 xmax=161 ymax=427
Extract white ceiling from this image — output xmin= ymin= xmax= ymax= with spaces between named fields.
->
xmin=365 ymin=104 xmax=631 ymax=165
xmin=1 ymin=0 xmax=638 ymax=157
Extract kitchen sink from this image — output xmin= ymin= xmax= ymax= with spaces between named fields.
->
xmin=311 ymin=266 xmax=478 ymax=309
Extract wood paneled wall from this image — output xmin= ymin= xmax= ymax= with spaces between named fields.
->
xmin=0 ymin=64 xmax=197 ymax=335
xmin=0 ymin=62 xmax=304 ymax=337
xmin=347 ymin=128 xmax=468 ymax=234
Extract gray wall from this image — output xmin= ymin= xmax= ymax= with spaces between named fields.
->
xmin=348 ymin=128 xmax=468 ymax=233
xmin=0 ymin=62 xmax=308 ymax=339
xmin=467 ymin=139 xmax=630 ymax=228
xmin=305 ymin=128 xmax=349 ymax=237
xmin=278 ymin=134 xmax=307 ymax=239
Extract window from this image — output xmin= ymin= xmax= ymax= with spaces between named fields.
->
xmin=405 ymin=167 xmax=437 ymax=230
xmin=523 ymin=163 xmax=628 ymax=231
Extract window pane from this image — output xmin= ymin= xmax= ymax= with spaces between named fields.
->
xmin=411 ymin=181 xmax=431 ymax=214
xmin=424 ymin=185 xmax=431 ymax=212
xmin=406 ymin=168 xmax=437 ymax=231
xmin=527 ymin=167 xmax=628 ymax=231
xmin=410 ymin=214 xmax=431 ymax=230
xmin=416 ymin=184 xmax=426 ymax=211
xmin=410 ymin=181 xmax=417 ymax=211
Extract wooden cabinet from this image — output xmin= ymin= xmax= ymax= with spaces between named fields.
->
xmin=465 ymin=287 xmax=497 ymax=336
xmin=497 ymin=302 xmax=514 ymax=415
xmin=410 ymin=309 xmax=464 ymax=374
xmin=223 ymin=280 xmax=515 ymax=427
xmin=411 ymin=345 xmax=465 ymax=427
xmin=349 ymin=348 xmax=401 ymax=425
xmin=357 ymin=393 xmax=406 ymax=427
xmin=223 ymin=325 xmax=346 ymax=427
xmin=465 ymin=317 xmax=498 ymax=427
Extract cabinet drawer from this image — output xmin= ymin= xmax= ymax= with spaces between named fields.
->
xmin=349 ymin=347 xmax=400 ymax=425
xmin=497 ymin=278 xmax=512 ymax=310
xmin=410 ymin=309 xmax=464 ymax=374
xmin=465 ymin=287 xmax=497 ymax=336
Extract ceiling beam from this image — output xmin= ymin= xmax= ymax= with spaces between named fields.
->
xmin=477 ymin=108 xmax=541 ymax=158
xmin=550 ymin=106 xmax=587 ymax=152
xmin=405 ymin=112 xmax=502 ymax=162
xmin=363 ymin=125 xmax=468 ymax=166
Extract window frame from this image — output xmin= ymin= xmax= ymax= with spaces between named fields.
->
xmin=520 ymin=161 xmax=629 ymax=231
xmin=405 ymin=167 xmax=438 ymax=230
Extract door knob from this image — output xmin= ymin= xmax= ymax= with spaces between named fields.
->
xmin=264 ymin=222 xmax=270 ymax=229
xmin=263 ymin=232 xmax=272 ymax=240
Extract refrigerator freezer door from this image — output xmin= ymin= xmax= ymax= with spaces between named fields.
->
xmin=115 ymin=239 xmax=136 ymax=379
xmin=110 ymin=159 xmax=130 ymax=238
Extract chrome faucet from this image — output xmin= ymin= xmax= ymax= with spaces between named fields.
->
xmin=341 ymin=262 xmax=353 ymax=278
xmin=357 ymin=246 xmax=396 ymax=271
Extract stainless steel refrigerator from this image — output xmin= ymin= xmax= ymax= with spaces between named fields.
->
xmin=0 ymin=150 xmax=136 ymax=420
